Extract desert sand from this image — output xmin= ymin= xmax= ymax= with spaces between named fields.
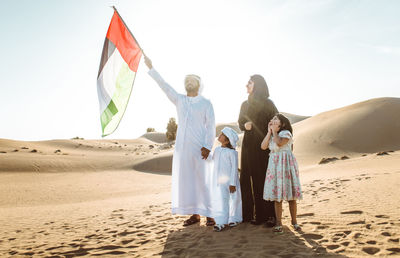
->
xmin=1 ymin=97 xmax=400 ymax=257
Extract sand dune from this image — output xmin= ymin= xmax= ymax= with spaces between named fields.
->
xmin=0 ymin=138 xmax=172 ymax=173
xmin=282 ymin=112 xmax=310 ymax=124
xmin=293 ymin=97 xmax=400 ymax=165
xmin=140 ymin=132 xmax=169 ymax=144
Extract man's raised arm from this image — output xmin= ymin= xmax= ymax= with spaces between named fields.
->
xmin=144 ymin=55 xmax=179 ymax=105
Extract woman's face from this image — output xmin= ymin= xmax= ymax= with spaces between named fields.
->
xmin=246 ymin=79 xmax=254 ymax=94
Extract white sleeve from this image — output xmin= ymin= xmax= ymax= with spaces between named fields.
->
xmin=148 ymin=68 xmax=180 ymax=105
xmin=203 ymin=102 xmax=216 ymax=151
xmin=206 ymin=151 xmax=213 ymax=162
xmin=229 ymin=151 xmax=239 ymax=186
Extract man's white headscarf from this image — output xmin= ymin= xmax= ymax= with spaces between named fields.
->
xmin=184 ymin=74 xmax=204 ymax=94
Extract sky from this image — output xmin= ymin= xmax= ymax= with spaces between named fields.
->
xmin=1 ymin=0 xmax=399 ymax=141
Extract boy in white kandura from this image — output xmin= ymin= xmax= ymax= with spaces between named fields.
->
xmin=261 ymin=113 xmax=303 ymax=234
xmin=209 ymin=127 xmax=243 ymax=232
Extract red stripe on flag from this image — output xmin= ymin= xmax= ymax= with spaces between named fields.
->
xmin=106 ymin=11 xmax=142 ymax=72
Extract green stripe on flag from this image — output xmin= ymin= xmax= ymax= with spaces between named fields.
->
xmin=100 ymin=62 xmax=136 ymax=136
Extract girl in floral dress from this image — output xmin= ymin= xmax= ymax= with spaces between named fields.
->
xmin=261 ymin=113 xmax=302 ymax=233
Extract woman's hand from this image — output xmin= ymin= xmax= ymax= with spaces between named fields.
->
xmin=244 ymin=122 xmax=252 ymax=131
xmin=144 ymin=55 xmax=153 ymax=69
xmin=229 ymin=185 xmax=236 ymax=193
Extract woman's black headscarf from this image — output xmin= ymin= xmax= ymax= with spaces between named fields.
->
xmin=247 ymin=74 xmax=270 ymax=122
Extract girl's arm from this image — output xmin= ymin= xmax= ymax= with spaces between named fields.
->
xmin=261 ymin=121 xmax=273 ymax=150
xmin=261 ymin=131 xmax=272 ymax=150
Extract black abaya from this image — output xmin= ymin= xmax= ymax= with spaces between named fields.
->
xmin=238 ymin=98 xmax=278 ymax=222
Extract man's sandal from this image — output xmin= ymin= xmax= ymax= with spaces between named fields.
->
xmin=273 ymin=225 xmax=283 ymax=234
xmin=213 ymin=224 xmax=225 ymax=232
xmin=206 ymin=218 xmax=216 ymax=226
xmin=183 ymin=216 xmax=200 ymax=227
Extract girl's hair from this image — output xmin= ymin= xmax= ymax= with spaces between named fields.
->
xmin=221 ymin=133 xmax=234 ymax=149
xmin=275 ymin=113 xmax=293 ymax=135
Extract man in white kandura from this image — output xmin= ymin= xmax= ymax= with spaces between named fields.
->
xmin=144 ymin=55 xmax=216 ymax=226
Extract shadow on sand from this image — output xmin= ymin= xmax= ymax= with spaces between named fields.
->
xmin=132 ymin=153 xmax=172 ymax=175
xmin=160 ymin=222 xmax=348 ymax=257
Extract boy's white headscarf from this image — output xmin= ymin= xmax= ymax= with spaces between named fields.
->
xmin=221 ymin=127 xmax=239 ymax=148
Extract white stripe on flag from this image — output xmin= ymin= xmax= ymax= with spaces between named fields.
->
xmin=97 ymin=47 xmax=124 ymax=114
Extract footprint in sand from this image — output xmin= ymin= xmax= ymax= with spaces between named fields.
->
xmin=340 ymin=210 xmax=363 ymax=215
xmin=102 ymin=251 xmax=126 ymax=255
xmin=98 ymin=245 xmax=121 ymax=250
xmin=362 ymin=247 xmax=380 ymax=255
xmin=302 ymin=233 xmax=323 ymax=240
xmin=377 ymin=222 xmax=389 ymax=225
xmin=333 ymin=232 xmax=347 ymax=238
xmin=297 ymin=213 xmax=314 ymax=218
xmin=348 ymin=220 xmax=365 ymax=225
xmin=341 ymin=241 xmax=350 ymax=246
xmin=387 ymin=248 xmax=400 ymax=254
xmin=327 ymin=244 xmax=340 ymax=250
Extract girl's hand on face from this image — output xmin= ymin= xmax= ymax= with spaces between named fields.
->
xmin=268 ymin=121 xmax=273 ymax=133
xmin=271 ymin=123 xmax=280 ymax=133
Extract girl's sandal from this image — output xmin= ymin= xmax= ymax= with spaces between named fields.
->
xmin=292 ymin=224 xmax=301 ymax=231
xmin=273 ymin=226 xmax=283 ymax=234
xmin=213 ymin=224 xmax=225 ymax=232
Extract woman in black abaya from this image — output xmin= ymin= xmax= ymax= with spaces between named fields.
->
xmin=238 ymin=74 xmax=278 ymax=226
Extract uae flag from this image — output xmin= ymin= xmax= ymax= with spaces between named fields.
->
xmin=97 ymin=8 xmax=142 ymax=137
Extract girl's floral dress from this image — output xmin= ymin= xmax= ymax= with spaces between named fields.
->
xmin=263 ymin=130 xmax=303 ymax=202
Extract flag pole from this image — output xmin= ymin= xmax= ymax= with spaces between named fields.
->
xmin=111 ymin=6 xmax=145 ymax=56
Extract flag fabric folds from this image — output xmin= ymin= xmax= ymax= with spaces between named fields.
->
xmin=97 ymin=9 xmax=142 ymax=137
